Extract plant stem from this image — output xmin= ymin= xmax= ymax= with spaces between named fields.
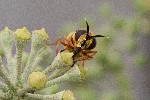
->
xmin=0 ymin=91 xmax=7 ymax=100
xmin=16 ymin=40 xmax=24 ymax=86
xmin=0 ymin=56 xmax=15 ymax=90
xmin=0 ymin=81 xmax=8 ymax=91
xmin=25 ymin=90 xmax=65 ymax=100
xmin=46 ymin=65 xmax=81 ymax=87
xmin=21 ymin=50 xmax=36 ymax=85
xmin=43 ymin=52 xmax=71 ymax=74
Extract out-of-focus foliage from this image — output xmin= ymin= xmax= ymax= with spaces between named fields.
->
xmin=111 ymin=17 xmax=125 ymax=30
xmin=133 ymin=0 xmax=150 ymax=17
xmin=75 ymin=87 xmax=97 ymax=100
xmin=98 ymin=3 xmax=111 ymax=18
xmin=133 ymin=53 xmax=147 ymax=69
xmin=100 ymin=90 xmax=118 ymax=100
xmin=60 ymin=1 xmax=150 ymax=99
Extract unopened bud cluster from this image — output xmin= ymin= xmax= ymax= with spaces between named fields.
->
xmin=0 ymin=27 xmax=87 ymax=100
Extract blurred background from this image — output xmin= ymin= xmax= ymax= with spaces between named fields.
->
xmin=0 ymin=0 xmax=150 ymax=100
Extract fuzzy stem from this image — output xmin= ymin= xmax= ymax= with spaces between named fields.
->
xmin=46 ymin=74 xmax=70 ymax=87
xmin=0 ymin=31 xmax=14 ymax=77
xmin=28 ymin=56 xmax=38 ymax=72
xmin=30 ymin=47 xmax=51 ymax=72
xmin=4 ymin=50 xmax=16 ymax=86
xmin=0 ymin=91 xmax=7 ymax=99
xmin=0 ymin=56 xmax=15 ymax=90
xmin=25 ymin=90 xmax=65 ymax=100
xmin=16 ymin=85 xmax=32 ymax=97
xmin=21 ymin=33 xmax=47 ymax=85
xmin=21 ymin=50 xmax=36 ymax=85
xmin=0 ymin=81 xmax=8 ymax=91
xmin=48 ymin=67 xmax=70 ymax=80
xmin=46 ymin=65 xmax=81 ymax=87
xmin=43 ymin=52 xmax=72 ymax=74
xmin=5 ymin=51 xmax=13 ymax=74
xmin=16 ymin=40 xmax=24 ymax=86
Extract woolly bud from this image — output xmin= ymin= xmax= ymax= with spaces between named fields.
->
xmin=78 ymin=65 xmax=87 ymax=81
xmin=31 ymin=28 xmax=49 ymax=50
xmin=28 ymin=71 xmax=48 ymax=89
xmin=62 ymin=90 xmax=75 ymax=100
xmin=33 ymin=28 xmax=49 ymax=40
xmin=14 ymin=27 xmax=31 ymax=40
xmin=0 ymin=27 xmax=13 ymax=48
xmin=60 ymin=50 xmax=74 ymax=65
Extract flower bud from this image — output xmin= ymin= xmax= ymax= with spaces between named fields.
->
xmin=60 ymin=50 xmax=74 ymax=65
xmin=78 ymin=65 xmax=87 ymax=81
xmin=0 ymin=27 xmax=13 ymax=47
xmin=28 ymin=71 xmax=48 ymax=89
xmin=14 ymin=27 xmax=31 ymax=40
xmin=33 ymin=28 xmax=49 ymax=40
xmin=62 ymin=90 xmax=75 ymax=100
xmin=1 ymin=27 xmax=11 ymax=33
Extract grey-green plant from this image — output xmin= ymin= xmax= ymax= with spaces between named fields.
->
xmin=0 ymin=27 xmax=87 ymax=100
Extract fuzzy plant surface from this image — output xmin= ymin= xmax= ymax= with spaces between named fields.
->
xmin=0 ymin=27 xmax=86 ymax=100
